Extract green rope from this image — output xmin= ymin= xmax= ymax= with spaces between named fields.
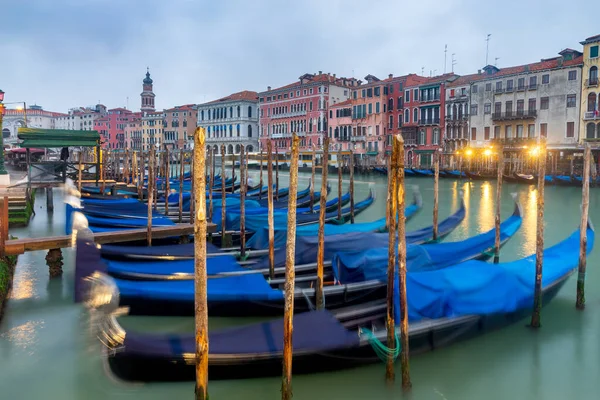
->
xmin=359 ymin=328 xmax=401 ymax=363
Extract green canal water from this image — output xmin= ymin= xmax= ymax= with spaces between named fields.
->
xmin=1 ymin=171 xmax=600 ymax=399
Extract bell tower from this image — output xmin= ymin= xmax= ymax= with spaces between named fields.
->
xmin=141 ymin=67 xmax=155 ymax=113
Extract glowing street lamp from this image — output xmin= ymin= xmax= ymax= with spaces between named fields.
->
xmin=484 ymin=148 xmax=492 ymax=157
xmin=465 ymin=148 xmax=473 ymax=157
xmin=529 ymin=146 xmax=541 ymax=157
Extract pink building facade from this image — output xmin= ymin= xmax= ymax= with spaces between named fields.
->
xmin=94 ymin=108 xmax=135 ymax=149
xmin=327 ymin=99 xmax=352 ymax=151
xmin=258 ymin=72 xmax=359 ymax=152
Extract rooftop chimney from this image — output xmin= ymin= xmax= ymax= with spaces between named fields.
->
xmin=389 ymin=74 xmax=393 ymax=79
xmin=333 ymin=73 xmax=336 ymax=79
xmin=319 ymin=70 xmax=322 ymax=75
xmin=478 ymin=69 xmax=481 ymax=74
xmin=267 ymin=86 xmax=271 ymax=91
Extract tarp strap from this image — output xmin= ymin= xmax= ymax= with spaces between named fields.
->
xmin=301 ymin=289 xmax=316 ymax=311
xmin=359 ymin=327 xmax=400 ymax=363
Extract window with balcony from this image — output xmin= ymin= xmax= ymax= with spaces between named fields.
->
xmin=496 ymin=81 xmax=503 ymax=92
xmin=567 ymin=94 xmax=577 ymax=108
xmin=494 ymin=102 xmax=501 ymax=115
xmin=506 ymin=80 xmax=513 ymax=92
xmin=470 ymin=104 xmax=478 ymax=116
xmin=506 ymin=101 xmax=513 ymax=116
xmin=588 ymin=93 xmax=597 ymax=112
xmin=517 ymin=100 xmax=524 ymax=115
xmin=589 ymin=67 xmax=598 ymax=86
xmin=517 ymin=78 xmax=525 ymax=90
xmin=528 ymin=98 xmax=537 ymax=112
xmin=529 ymin=76 xmax=537 ymax=88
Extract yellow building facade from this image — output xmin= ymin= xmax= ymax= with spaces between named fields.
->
xmin=141 ymin=111 xmax=164 ymax=151
xmin=579 ymin=34 xmax=600 ymax=142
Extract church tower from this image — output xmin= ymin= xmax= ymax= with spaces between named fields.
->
xmin=141 ymin=68 xmax=156 ymax=113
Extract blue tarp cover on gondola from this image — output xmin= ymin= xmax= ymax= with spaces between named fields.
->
xmin=122 ymin=310 xmax=360 ymax=357
xmin=332 ymin=211 xmax=522 ymax=283
xmin=393 ymin=226 xmax=594 ymax=322
xmin=105 ymin=254 xmax=241 ymax=277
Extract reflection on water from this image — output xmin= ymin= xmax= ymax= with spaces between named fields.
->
xmin=521 ymin=186 xmax=538 ymax=257
xmin=9 ymin=264 xmax=37 ymax=300
xmin=478 ymin=182 xmax=494 ymax=232
xmin=0 ymin=320 xmax=44 ymax=354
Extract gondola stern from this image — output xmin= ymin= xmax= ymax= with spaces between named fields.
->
xmin=510 ymin=192 xmax=523 ymax=217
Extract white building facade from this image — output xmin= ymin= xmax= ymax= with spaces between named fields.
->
xmin=1 ymin=105 xmax=64 ymax=145
xmin=197 ymin=91 xmax=259 ymax=155
xmin=54 ymin=104 xmax=107 ymax=131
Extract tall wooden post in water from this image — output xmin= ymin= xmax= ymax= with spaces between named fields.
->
xmin=220 ymin=145 xmax=229 ymax=247
xmin=77 ymin=152 xmax=83 ymax=193
xmin=530 ymin=140 xmax=546 ymax=329
xmin=193 ymin=127 xmax=209 ymax=400
xmin=231 ymin=151 xmax=235 ymax=193
xmin=165 ymin=146 xmax=170 ymax=217
xmin=395 ymin=134 xmax=411 ymax=390
xmin=239 ymin=145 xmax=246 ymax=258
xmin=281 ymin=133 xmax=300 ymax=400
xmin=576 ymin=144 xmax=591 ymax=309
xmin=349 ymin=150 xmax=355 ymax=223
xmin=337 ymin=148 xmax=343 ymax=221
xmin=494 ymin=147 xmax=504 ymax=264
xmin=315 ymin=138 xmax=330 ymax=310
xmin=147 ymin=146 xmax=155 ymax=246
xmin=267 ymin=140 xmax=275 ymax=279
xmin=385 ymin=139 xmax=398 ymax=383
xmin=179 ymin=150 xmax=184 ymax=223
xmin=209 ymin=148 xmax=214 ymax=221
xmin=259 ymin=151 xmax=264 ymax=200
xmin=310 ymin=145 xmax=316 ymax=213
xmin=433 ymin=150 xmax=439 ymax=241
xmin=275 ymin=146 xmax=280 ymax=201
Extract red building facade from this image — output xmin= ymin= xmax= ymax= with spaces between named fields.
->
xmin=94 ymin=108 xmax=137 ymax=149
xmin=258 ymin=72 xmax=359 ymax=152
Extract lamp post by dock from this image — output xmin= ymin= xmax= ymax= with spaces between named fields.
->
xmin=0 ymin=89 xmax=10 ymax=185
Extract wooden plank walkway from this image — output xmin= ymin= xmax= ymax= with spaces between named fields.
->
xmin=4 ymin=223 xmax=216 ymax=256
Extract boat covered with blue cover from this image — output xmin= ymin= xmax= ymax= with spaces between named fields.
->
xmin=94 ymin=219 xmax=590 ymax=381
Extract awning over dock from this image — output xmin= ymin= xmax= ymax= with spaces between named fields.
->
xmin=17 ymin=128 xmax=101 ymax=148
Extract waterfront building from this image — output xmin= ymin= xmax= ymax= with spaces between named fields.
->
xmin=54 ymin=104 xmax=107 ymax=132
xmin=1 ymin=105 xmax=64 ymax=145
xmin=163 ymin=105 xmax=197 ymax=149
xmin=579 ymin=34 xmax=600 ymax=142
xmin=197 ymin=90 xmax=259 ymax=154
xmin=469 ymin=50 xmax=583 ymax=155
xmin=124 ymin=116 xmax=143 ymax=150
xmin=94 ymin=108 xmax=135 ymax=149
xmin=258 ymin=72 xmax=359 ymax=153
xmin=328 ymin=99 xmax=353 ymax=151
xmin=141 ymin=68 xmax=156 ymax=113
xmin=444 ymin=75 xmax=474 ymax=159
xmin=141 ymin=111 xmax=164 ymax=151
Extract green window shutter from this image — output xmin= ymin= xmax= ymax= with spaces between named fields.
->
xmin=591 ymin=46 xmax=599 ymax=58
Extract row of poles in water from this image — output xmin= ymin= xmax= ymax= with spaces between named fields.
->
xmin=81 ymin=129 xmax=593 ymax=399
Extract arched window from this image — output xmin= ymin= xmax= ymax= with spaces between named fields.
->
xmin=447 ymin=105 xmax=451 ymax=117
xmin=247 ymin=145 xmax=253 ymax=153
xmin=229 ymin=125 xmax=232 ymax=137
xmin=587 ymin=122 xmax=596 ymax=139
xmin=228 ymin=144 xmax=233 ymax=154
xmin=237 ymin=124 xmax=240 ymax=137
xmin=388 ymin=98 xmax=394 ymax=110
xmin=413 ymin=108 xmax=418 ymax=123
xmin=213 ymin=145 xmax=218 ymax=154
xmin=433 ymin=128 xmax=439 ymax=145
xmin=419 ymin=129 xmax=426 ymax=145
xmin=248 ymin=106 xmax=252 ymax=118
xmin=404 ymin=109 xmax=409 ymax=123
xmin=588 ymin=92 xmax=597 ymax=112
xmin=248 ymin=125 xmax=253 ymax=137
xmin=590 ymin=66 xmax=598 ymax=85
xmin=229 ymin=106 xmax=233 ymax=117
xmin=237 ymin=106 xmax=241 ymax=117
xmin=235 ymin=144 xmax=241 ymax=154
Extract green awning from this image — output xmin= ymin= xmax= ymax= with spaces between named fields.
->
xmin=18 ymin=128 xmax=101 ymax=148
xmin=366 ymin=151 xmax=379 ymax=156
xmin=414 ymin=149 xmax=435 ymax=154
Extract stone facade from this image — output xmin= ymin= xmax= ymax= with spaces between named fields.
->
xmin=141 ymin=111 xmax=164 ymax=151
xmin=54 ymin=104 xmax=107 ymax=132
xmin=164 ymin=105 xmax=197 ymax=150
xmin=1 ymin=105 xmax=64 ymax=145
xmin=197 ymin=91 xmax=259 ymax=154
xmin=579 ymin=35 xmax=600 ymax=142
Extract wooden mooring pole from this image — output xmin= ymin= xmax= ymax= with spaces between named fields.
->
xmin=386 ymin=157 xmax=391 ymax=230
xmin=221 ymin=145 xmax=230 ymax=248
xmin=337 ymin=148 xmax=342 ymax=221
xmin=190 ymin=151 xmax=196 ymax=225
xmin=267 ymin=139 xmax=275 ymax=279
xmin=209 ymin=148 xmax=214 ymax=222
xmin=385 ymin=139 xmax=398 ymax=383
xmin=239 ymin=145 xmax=246 ymax=258
xmin=315 ymin=138 xmax=330 ymax=310
xmin=259 ymin=151 xmax=264 ymax=200
xmin=78 ymin=152 xmax=83 ymax=193
xmin=165 ymin=146 xmax=170 ymax=217
xmin=433 ymin=150 xmax=439 ymax=241
xmin=576 ymin=144 xmax=591 ymax=310
xmin=147 ymin=146 xmax=154 ymax=246
xmin=231 ymin=151 xmax=235 ymax=193
xmin=281 ymin=133 xmax=300 ymax=400
xmin=310 ymin=145 xmax=316 ymax=213
xmin=179 ymin=150 xmax=184 ymax=223
xmin=395 ymin=134 xmax=411 ymax=390
xmin=349 ymin=150 xmax=355 ymax=223
xmin=494 ymin=147 xmax=504 ymax=264
xmin=193 ymin=127 xmax=209 ymax=400
xmin=275 ymin=146 xmax=280 ymax=201
xmin=530 ymin=140 xmax=546 ymax=328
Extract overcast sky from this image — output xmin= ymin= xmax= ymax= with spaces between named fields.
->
xmin=0 ymin=0 xmax=596 ymax=112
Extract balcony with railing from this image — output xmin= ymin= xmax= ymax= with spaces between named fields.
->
xmin=271 ymin=132 xmax=292 ymax=139
xmin=402 ymin=134 xmax=417 ymax=146
xmin=445 ymin=113 xmax=469 ymax=121
xmin=492 ymin=110 xmax=537 ymax=121
xmin=350 ymin=135 xmax=366 ymax=142
xmin=419 ymin=117 xmax=440 ymax=125
xmin=490 ymin=137 xmax=538 ymax=150
xmin=420 ymin=95 xmax=441 ymax=104
xmin=269 ymin=110 xmax=307 ymax=119
xmin=584 ymin=111 xmax=600 ymax=120
xmin=585 ymin=78 xmax=599 ymax=88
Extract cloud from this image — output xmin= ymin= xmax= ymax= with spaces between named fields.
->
xmin=0 ymin=0 xmax=595 ymax=112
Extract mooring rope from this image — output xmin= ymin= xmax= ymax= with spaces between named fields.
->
xmin=359 ymin=328 xmax=400 ymax=363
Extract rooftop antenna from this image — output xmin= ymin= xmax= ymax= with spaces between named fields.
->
xmin=433 ymin=69 xmax=437 ymax=76
xmin=126 ymin=96 xmax=129 ymax=110
xmin=444 ymin=44 xmax=448 ymax=74
xmin=486 ymin=34 xmax=491 ymax=66
xmin=495 ymin=57 xmax=500 ymax=67
xmin=421 ymin=66 xmax=425 ymax=76
xmin=452 ymin=53 xmax=457 ymax=73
